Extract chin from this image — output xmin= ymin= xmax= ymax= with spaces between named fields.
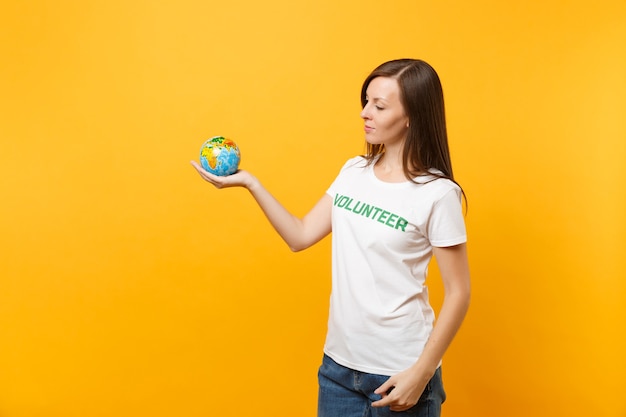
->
xmin=365 ymin=137 xmax=382 ymax=145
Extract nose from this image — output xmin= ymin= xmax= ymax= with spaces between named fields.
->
xmin=360 ymin=105 xmax=370 ymax=120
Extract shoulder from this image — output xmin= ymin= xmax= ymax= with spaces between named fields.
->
xmin=345 ymin=155 xmax=368 ymax=167
xmin=337 ymin=156 xmax=368 ymax=173
xmin=432 ymin=177 xmax=462 ymax=194
xmin=413 ymin=172 xmax=462 ymax=202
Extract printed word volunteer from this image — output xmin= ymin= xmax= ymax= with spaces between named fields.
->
xmin=333 ymin=194 xmax=409 ymax=232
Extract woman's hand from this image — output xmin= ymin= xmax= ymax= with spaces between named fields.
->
xmin=371 ymin=366 xmax=431 ymax=412
xmin=190 ymin=161 xmax=256 ymax=189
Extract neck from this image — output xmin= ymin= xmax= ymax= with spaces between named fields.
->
xmin=377 ymin=145 xmax=404 ymax=171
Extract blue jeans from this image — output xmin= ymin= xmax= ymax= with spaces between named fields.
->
xmin=318 ymin=355 xmax=446 ymax=417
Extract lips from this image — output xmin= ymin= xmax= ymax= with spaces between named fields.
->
xmin=364 ymin=125 xmax=374 ymax=133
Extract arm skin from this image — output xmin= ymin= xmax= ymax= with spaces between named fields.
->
xmin=190 ymin=161 xmax=332 ymax=252
xmin=372 ymin=243 xmax=471 ymax=412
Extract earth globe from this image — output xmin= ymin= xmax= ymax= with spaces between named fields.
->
xmin=199 ymin=136 xmax=241 ymax=176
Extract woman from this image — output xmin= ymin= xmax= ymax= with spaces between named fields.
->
xmin=191 ymin=59 xmax=470 ymax=417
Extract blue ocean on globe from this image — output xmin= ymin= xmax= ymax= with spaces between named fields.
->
xmin=199 ymin=136 xmax=241 ymax=176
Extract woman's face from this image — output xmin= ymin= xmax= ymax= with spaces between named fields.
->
xmin=360 ymin=76 xmax=409 ymax=147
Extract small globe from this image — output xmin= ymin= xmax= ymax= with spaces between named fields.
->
xmin=199 ymin=136 xmax=241 ymax=176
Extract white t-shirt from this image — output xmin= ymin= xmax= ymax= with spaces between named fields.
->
xmin=324 ymin=156 xmax=467 ymax=376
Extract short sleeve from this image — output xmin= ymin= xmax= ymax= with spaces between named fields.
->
xmin=427 ymin=188 xmax=467 ymax=247
xmin=326 ymin=157 xmax=363 ymax=197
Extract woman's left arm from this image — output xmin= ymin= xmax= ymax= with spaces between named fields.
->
xmin=372 ymin=243 xmax=471 ymax=411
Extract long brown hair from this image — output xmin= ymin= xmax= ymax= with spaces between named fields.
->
xmin=361 ymin=59 xmax=463 ymax=196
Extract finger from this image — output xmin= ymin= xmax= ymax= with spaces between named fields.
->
xmin=374 ymin=379 xmax=394 ymax=395
xmin=190 ymin=161 xmax=206 ymax=176
xmin=190 ymin=161 xmax=219 ymax=182
xmin=371 ymin=396 xmax=392 ymax=408
xmin=190 ymin=161 xmax=209 ymax=175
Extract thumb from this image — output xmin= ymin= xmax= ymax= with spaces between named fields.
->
xmin=374 ymin=378 xmax=395 ymax=395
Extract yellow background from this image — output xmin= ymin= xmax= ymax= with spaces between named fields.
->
xmin=1 ymin=1 xmax=625 ymax=416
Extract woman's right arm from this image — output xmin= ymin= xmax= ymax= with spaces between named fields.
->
xmin=191 ymin=161 xmax=332 ymax=252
